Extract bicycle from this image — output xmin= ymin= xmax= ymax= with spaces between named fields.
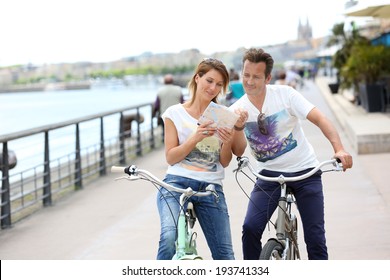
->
xmin=111 ymin=164 xmax=218 ymax=260
xmin=233 ymin=156 xmax=343 ymax=260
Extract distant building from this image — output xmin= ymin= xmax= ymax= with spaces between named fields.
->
xmin=298 ymin=17 xmax=313 ymax=41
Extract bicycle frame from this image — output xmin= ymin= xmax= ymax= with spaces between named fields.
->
xmin=234 ymin=156 xmax=343 ymax=260
xmin=173 ymin=199 xmax=202 ymax=260
xmin=111 ymin=165 xmax=217 ymax=260
xmin=273 ymin=182 xmax=300 ymax=260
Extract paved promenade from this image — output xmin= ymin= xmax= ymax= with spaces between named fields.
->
xmin=1 ymin=78 xmax=390 ymax=260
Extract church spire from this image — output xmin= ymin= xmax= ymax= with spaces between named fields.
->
xmin=297 ymin=17 xmax=312 ymax=41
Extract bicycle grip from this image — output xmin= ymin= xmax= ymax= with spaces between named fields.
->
xmin=111 ymin=166 xmax=126 ymax=173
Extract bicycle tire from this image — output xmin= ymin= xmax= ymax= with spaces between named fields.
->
xmin=259 ymin=239 xmax=284 ymax=260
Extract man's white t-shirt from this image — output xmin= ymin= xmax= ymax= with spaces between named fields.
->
xmin=230 ymin=85 xmax=319 ymax=172
xmin=162 ymin=104 xmax=225 ymax=185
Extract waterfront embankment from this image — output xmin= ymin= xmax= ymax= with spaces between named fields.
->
xmin=0 ymin=81 xmax=91 ymax=93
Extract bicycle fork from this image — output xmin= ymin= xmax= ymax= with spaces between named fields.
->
xmin=172 ymin=199 xmax=202 ymax=260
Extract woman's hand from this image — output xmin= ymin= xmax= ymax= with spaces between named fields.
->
xmin=218 ymin=127 xmax=234 ymax=167
xmin=196 ymin=120 xmax=216 ymax=141
xmin=217 ymin=127 xmax=234 ymax=145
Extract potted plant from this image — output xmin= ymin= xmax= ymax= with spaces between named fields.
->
xmin=327 ymin=22 xmax=369 ymax=97
xmin=328 ymin=81 xmax=340 ymax=94
xmin=340 ymin=44 xmax=390 ymax=112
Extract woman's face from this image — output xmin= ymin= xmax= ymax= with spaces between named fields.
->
xmin=195 ymin=69 xmax=224 ymax=101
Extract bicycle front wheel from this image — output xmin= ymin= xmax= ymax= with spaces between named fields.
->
xmin=260 ymin=239 xmax=284 ymax=260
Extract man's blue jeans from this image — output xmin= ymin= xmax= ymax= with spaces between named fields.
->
xmin=156 ymin=174 xmax=235 ymax=260
xmin=242 ymin=168 xmax=328 ymax=260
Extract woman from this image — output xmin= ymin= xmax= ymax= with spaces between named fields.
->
xmin=157 ymin=58 xmax=247 ymax=260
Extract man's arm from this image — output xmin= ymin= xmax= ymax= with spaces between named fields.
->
xmin=231 ymin=129 xmax=247 ymax=157
xmin=307 ymin=107 xmax=353 ymax=171
xmin=230 ymin=108 xmax=248 ymax=157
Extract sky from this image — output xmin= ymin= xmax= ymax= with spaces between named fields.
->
xmin=0 ymin=0 xmax=357 ymax=66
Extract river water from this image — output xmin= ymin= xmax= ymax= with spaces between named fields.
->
xmin=0 ymin=81 xmax=161 ymax=135
xmin=0 ymin=79 xmax=166 ymax=177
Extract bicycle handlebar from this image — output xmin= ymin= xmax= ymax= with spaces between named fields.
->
xmin=111 ymin=165 xmax=216 ymax=197
xmin=234 ymin=156 xmax=343 ymax=184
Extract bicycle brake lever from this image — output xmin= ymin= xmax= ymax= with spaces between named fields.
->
xmin=232 ymin=157 xmax=240 ymax=172
xmin=233 ymin=156 xmax=248 ymax=172
xmin=114 ymin=176 xmax=128 ymax=181
xmin=205 ymin=185 xmax=219 ymax=201
xmin=212 ymin=190 xmax=219 ymax=202
xmin=334 ymin=163 xmax=344 ymax=172
xmin=332 ymin=159 xmax=343 ymax=172
xmin=114 ymin=175 xmax=140 ymax=181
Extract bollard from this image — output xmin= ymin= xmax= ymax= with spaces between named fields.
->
xmin=122 ymin=113 xmax=144 ymax=138
xmin=0 ymin=150 xmax=17 ymax=171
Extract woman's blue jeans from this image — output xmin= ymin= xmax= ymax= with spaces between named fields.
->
xmin=156 ymin=174 xmax=235 ymax=260
xmin=242 ymin=168 xmax=328 ymax=260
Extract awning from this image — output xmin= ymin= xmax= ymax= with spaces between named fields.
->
xmin=345 ymin=2 xmax=390 ymax=18
xmin=316 ymin=45 xmax=341 ymax=58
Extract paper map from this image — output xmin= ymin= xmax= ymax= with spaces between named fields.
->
xmin=198 ymin=102 xmax=239 ymax=139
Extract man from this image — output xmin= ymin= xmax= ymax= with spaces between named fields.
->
xmin=230 ymin=48 xmax=353 ymax=260
xmin=153 ymin=74 xmax=184 ymax=138
xmin=227 ymin=72 xmax=245 ymax=105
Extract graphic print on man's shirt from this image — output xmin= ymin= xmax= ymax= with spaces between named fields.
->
xmin=245 ymin=109 xmax=297 ymax=162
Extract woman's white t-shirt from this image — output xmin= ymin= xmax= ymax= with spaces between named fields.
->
xmin=162 ymin=104 xmax=224 ymax=185
xmin=230 ymin=85 xmax=319 ymax=172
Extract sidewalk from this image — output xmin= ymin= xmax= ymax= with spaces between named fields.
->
xmin=0 ymin=78 xmax=389 ymax=260
xmin=316 ymin=77 xmax=390 ymax=154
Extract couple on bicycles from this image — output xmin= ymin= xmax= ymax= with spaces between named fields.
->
xmin=157 ymin=49 xmax=352 ymax=260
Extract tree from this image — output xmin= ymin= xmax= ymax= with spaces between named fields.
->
xmin=326 ymin=21 xmax=370 ymax=88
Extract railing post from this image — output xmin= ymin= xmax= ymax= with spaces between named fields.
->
xmin=99 ymin=117 xmax=106 ymax=176
xmin=136 ymin=108 xmax=142 ymax=156
xmin=1 ymin=142 xmax=11 ymax=229
xmin=43 ymin=131 xmax=52 ymax=206
xmin=75 ymin=123 xmax=83 ymax=190
xmin=119 ymin=112 xmax=126 ymax=164
xmin=150 ymin=105 xmax=155 ymax=149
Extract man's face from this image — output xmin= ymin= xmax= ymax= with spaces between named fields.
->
xmin=242 ymin=60 xmax=271 ymax=96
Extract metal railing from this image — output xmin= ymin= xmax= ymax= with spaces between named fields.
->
xmin=0 ymin=102 xmax=164 ymax=229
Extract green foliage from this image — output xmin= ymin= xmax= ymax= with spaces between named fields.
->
xmin=326 ymin=21 xmax=370 ymax=88
xmin=64 ymin=73 xmax=73 ymax=82
xmin=15 ymin=76 xmax=46 ymax=85
xmin=89 ymin=64 xmax=196 ymax=79
xmin=11 ymin=64 xmax=196 ymax=84
xmin=342 ymin=44 xmax=390 ymax=87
